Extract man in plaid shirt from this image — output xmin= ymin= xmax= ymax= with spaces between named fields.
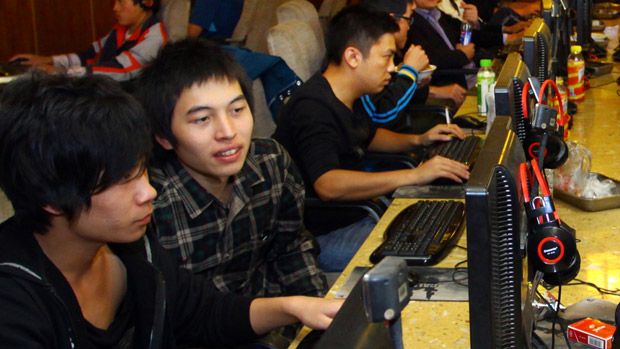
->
xmin=136 ymin=39 xmax=327 ymax=298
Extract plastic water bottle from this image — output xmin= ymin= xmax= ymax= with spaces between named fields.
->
xmin=476 ymin=59 xmax=495 ymax=115
xmin=567 ymin=45 xmax=585 ymax=103
xmin=460 ymin=22 xmax=472 ymax=45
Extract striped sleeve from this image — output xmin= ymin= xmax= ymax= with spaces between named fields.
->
xmin=361 ymin=64 xmax=419 ymax=124
xmin=89 ymin=22 xmax=168 ymax=81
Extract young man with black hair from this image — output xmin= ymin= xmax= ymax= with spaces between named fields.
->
xmin=11 ymin=0 xmax=167 ymax=81
xmin=135 ymin=39 xmax=327 ymax=299
xmin=274 ymin=6 xmax=470 ymax=271
xmin=360 ymin=0 xmax=467 ymax=131
xmin=0 ymin=73 xmax=340 ymax=348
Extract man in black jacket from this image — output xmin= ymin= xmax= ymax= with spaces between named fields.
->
xmin=0 ymin=73 xmax=341 ymax=348
xmin=408 ymin=0 xmax=503 ymax=88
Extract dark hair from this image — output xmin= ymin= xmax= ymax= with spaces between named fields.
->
xmin=134 ymin=0 xmax=160 ymax=14
xmin=135 ymin=38 xmax=253 ymax=150
xmin=0 ymin=73 xmax=152 ymax=233
xmin=326 ymin=5 xmax=399 ymax=65
xmin=360 ymin=0 xmax=407 ymax=16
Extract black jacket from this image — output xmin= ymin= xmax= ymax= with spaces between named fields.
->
xmin=0 ymin=217 xmax=257 ymax=348
xmin=407 ymin=10 xmax=502 ymax=88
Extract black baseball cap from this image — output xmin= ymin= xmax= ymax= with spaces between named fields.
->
xmin=360 ymin=0 xmax=408 ymax=16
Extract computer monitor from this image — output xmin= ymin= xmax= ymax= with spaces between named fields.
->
xmin=547 ymin=0 xmax=572 ymax=78
xmin=494 ymin=52 xmax=531 ymax=143
xmin=523 ymin=18 xmax=552 ymax=82
xmin=465 ymin=116 xmax=532 ymax=348
xmin=574 ymin=0 xmax=593 ymax=49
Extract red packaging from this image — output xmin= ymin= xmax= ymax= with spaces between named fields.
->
xmin=567 ymin=317 xmax=616 ymax=349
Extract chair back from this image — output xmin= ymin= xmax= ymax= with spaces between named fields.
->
xmin=318 ymin=0 xmax=347 ymax=31
xmin=277 ymin=0 xmax=325 ymax=54
xmin=267 ymin=20 xmax=323 ymax=81
xmin=251 ymin=80 xmax=277 ymax=138
xmin=238 ymin=0 xmax=290 ymax=53
xmin=230 ymin=0 xmax=259 ymax=45
xmin=160 ymin=0 xmax=190 ymax=42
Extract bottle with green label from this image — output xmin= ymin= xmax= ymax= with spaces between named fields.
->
xmin=476 ymin=59 xmax=495 ymax=115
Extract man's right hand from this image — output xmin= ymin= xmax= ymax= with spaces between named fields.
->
xmin=10 ymin=54 xmax=53 ymax=67
xmin=411 ymin=156 xmax=470 ymax=185
xmin=402 ymin=45 xmax=429 ymax=73
xmin=455 ymin=43 xmax=475 ymax=61
xmin=429 ymin=84 xmax=467 ymax=108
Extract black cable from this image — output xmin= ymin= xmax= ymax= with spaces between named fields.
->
xmin=451 ymin=259 xmax=468 ymax=287
xmin=551 ymin=286 xmax=562 ymax=348
xmin=536 ymin=289 xmax=573 ymax=349
xmin=564 ymin=278 xmax=620 ymax=297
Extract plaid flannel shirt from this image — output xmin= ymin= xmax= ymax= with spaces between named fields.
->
xmin=148 ymin=139 xmax=327 ymax=297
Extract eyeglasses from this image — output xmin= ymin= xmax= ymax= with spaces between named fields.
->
xmin=394 ymin=14 xmax=414 ymax=26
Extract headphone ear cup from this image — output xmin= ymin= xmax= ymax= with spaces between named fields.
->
xmin=528 ymin=223 xmax=579 ymax=285
xmin=543 ymin=135 xmax=568 ymax=169
xmin=525 ymin=130 xmax=568 ymax=169
xmin=543 ymin=250 xmax=580 ymax=286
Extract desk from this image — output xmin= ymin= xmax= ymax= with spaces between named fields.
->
xmin=291 ymin=69 xmax=620 ymax=348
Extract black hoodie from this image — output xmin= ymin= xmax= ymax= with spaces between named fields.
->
xmin=0 ymin=217 xmax=257 ymax=348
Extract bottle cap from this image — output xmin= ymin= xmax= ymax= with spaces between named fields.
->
xmin=570 ymin=45 xmax=582 ymax=54
xmin=480 ymin=59 xmax=493 ymax=67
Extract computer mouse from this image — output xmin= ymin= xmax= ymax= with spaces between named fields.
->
xmin=408 ymin=270 xmax=420 ymax=288
xmin=451 ymin=115 xmax=486 ymax=130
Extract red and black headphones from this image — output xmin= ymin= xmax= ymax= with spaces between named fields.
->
xmin=519 ymin=159 xmax=580 ymax=286
xmin=521 ymin=79 xmax=570 ymax=169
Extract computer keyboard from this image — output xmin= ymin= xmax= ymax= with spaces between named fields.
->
xmin=427 ymin=135 xmax=481 ymax=166
xmin=369 ymin=200 xmax=465 ymax=266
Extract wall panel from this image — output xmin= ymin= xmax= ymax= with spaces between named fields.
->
xmin=0 ymin=0 xmax=114 ymax=61
xmin=0 ymin=0 xmax=36 ymax=61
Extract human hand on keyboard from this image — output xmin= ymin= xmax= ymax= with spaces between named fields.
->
xmin=418 ymin=124 xmax=466 ymax=146
xmin=412 ymin=156 xmax=470 ymax=184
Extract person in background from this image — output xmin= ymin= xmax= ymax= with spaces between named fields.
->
xmin=0 ymin=73 xmax=341 ymax=348
xmin=361 ymin=0 xmax=467 ymax=132
xmin=135 ymin=39 xmax=326 ymax=301
xmin=274 ymin=6 xmax=469 ymax=272
xmin=438 ymin=0 xmax=528 ymax=44
xmin=407 ymin=0 xmax=502 ymax=89
xmin=187 ymin=0 xmax=244 ymax=42
xmin=10 ymin=0 xmax=167 ymax=81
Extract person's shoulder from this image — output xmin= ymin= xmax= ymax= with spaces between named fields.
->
xmin=250 ymin=138 xmax=281 ymax=154
xmin=249 ymin=138 xmax=295 ymax=169
xmin=249 ymin=138 xmax=289 ymax=162
xmin=280 ymin=75 xmax=336 ymax=119
xmin=148 ymin=162 xmax=169 ymax=188
xmin=147 ymin=160 xmax=181 ymax=200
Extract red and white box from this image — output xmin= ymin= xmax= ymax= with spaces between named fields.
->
xmin=567 ymin=317 xmax=616 ymax=349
